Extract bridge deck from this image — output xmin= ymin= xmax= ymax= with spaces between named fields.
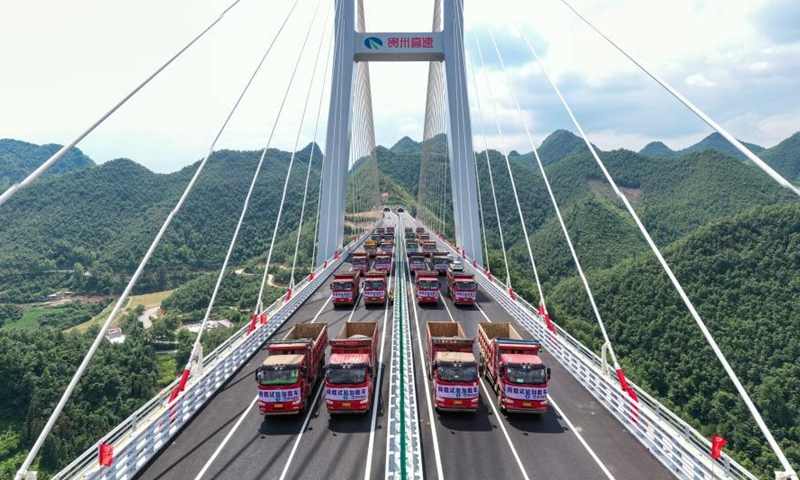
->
xmin=136 ymin=215 xmax=672 ymax=480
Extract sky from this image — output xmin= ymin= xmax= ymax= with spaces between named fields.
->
xmin=1 ymin=0 xmax=799 ymax=173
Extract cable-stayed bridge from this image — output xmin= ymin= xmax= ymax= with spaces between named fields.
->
xmin=5 ymin=0 xmax=799 ymax=479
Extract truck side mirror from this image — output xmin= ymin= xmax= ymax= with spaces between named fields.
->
xmin=498 ymin=364 xmax=505 ymax=376
xmin=478 ymin=364 xmax=485 ymax=377
xmin=546 ymin=368 xmax=551 ymax=380
xmin=302 ymin=366 xmax=308 ymax=377
xmin=255 ymin=370 xmax=261 ymax=381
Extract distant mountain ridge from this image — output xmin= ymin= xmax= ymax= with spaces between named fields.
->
xmin=0 ymin=139 xmax=95 ymax=192
xmin=639 ymin=132 xmax=765 ymax=160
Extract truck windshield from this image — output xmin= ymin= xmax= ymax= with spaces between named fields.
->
xmin=506 ymin=365 xmax=547 ymax=385
xmin=438 ymin=364 xmax=478 ymax=382
xmin=331 ymin=282 xmax=352 ymax=291
xmin=418 ymin=280 xmax=439 ymax=290
xmin=328 ymin=366 xmax=367 ymax=384
xmin=259 ymin=367 xmax=299 ymax=386
xmin=455 ymin=281 xmax=477 ymax=291
xmin=364 ymin=281 xmax=385 ymax=290
xmin=434 ymin=258 xmax=448 ymax=264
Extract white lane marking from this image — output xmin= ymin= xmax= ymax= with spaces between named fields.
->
xmin=364 ymin=228 xmax=394 ymax=480
xmin=475 ymin=302 xmax=493 ymax=323
xmin=440 ymin=293 xmax=456 ymax=323
xmin=409 ymin=256 xmax=445 ymax=480
xmin=278 ymin=383 xmax=325 ymax=480
xmin=478 ymin=379 xmax=531 ymax=480
xmin=194 ymin=394 xmax=259 ymax=480
xmin=548 ymin=396 xmax=616 ymax=480
xmin=311 ymin=295 xmax=333 ymax=323
xmin=347 ymin=288 xmax=363 ymax=322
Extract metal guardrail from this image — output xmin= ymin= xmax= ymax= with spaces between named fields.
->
xmin=415 ymin=218 xmax=761 ymax=480
xmin=55 ymin=231 xmax=373 ymax=480
xmin=385 ymin=231 xmax=423 ymax=480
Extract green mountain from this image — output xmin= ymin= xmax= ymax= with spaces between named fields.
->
xmin=515 ymin=129 xmax=597 ymax=167
xmin=760 ymin=132 xmax=800 ymax=184
xmin=0 ymin=145 xmax=322 ymax=302
xmin=548 ymin=204 xmax=800 ymax=476
xmin=639 ymin=132 xmax=765 ymax=160
xmin=639 ymin=141 xmax=677 ymax=158
xmin=0 ymin=139 xmax=95 ymax=192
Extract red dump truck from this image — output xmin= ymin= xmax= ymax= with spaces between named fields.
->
xmin=477 ymin=322 xmax=550 ymax=413
xmin=446 ymin=270 xmax=478 ymax=306
xmin=374 ymin=252 xmax=392 ymax=272
xmin=415 ymin=271 xmax=440 ymax=304
xmin=407 ymin=252 xmax=428 ymax=272
xmin=331 ymin=272 xmax=360 ymax=306
xmin=351 ymin=252 xmax=369 ymax=277
xmin=432 ymin=252 xmax=450 ymax=274
xmin=422 ymin=241 xmax=438 ymax=257
xmin=362 ymin=271 xmax=388 ymax=305
xmin=427 ymin=322 xmax=480 ymax=411
xmin=416 ymin=227 xmax=425 ymax=235
xmin=379 ymin=241 xmax=394 ymax=255
xmin=257 ymin=323 xmax=328 ymax=415
xmin=325 ymin=321 xmax=379 ymax=414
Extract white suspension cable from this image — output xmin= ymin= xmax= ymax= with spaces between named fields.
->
xmin=512 ymin=3 xmax=797 ymax=474
xmin=291 ymin=6 xmax=335 ymax=286
xmin=467 ymin=41 xmax=511 ymax=285
xmin=0 ymin=0 xmax=245 ymax=209
xmin=188 ymin=0 xmax=322 ymax=373
xmin=471 ymin=27 xmax=545 ymax=300
xmin=486 ymin=22 xmax=620 ymax=367
xmin=557 ymin=0 xmax=800 ymax=199
xmin=254 ymin=0 xmax=326 ymax=313
xmin=12 ymin=1 xmax=299 ymax=476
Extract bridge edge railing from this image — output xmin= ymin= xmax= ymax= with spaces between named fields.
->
xmin=54 ymin=229 xmax=375 ymax=480
xmin=412 ymin=217 xmax=759 ymax=480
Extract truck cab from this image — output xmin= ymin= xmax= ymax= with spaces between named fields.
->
xmin=364 ymin=241 xmax=378 ymax=258
xmin=432 ymin=252 xmax=450 ymax=275
xmin=447 ymin=271 xmax=477 ymax=305
xmin=374 ymin=253 xmax=392 ymax=272
xmin=407 ymin=252 xmax=428 ymax=272
xmin=351 ymin=252 xmax=369 ymax=276
xmin=362 ymin=271 xmax=388 ymax=305
xmin=415 ymin=271 xmax=440 ymax=304
xmin=406 ymin=240 xmax=419 ymax=254
xmin=331 ymin=272 xmax=360 ymax=306
xmin=326 ymin=322 xmax=378 ymax=414
xmin=257 ymin=354 xmax=305 ymax=414
xmin=427 ymin=322 xmax=480 ymax=412
xmin=497 ymin=353 xmax=550 ymax=412
xmin=257 ymin=323 xmax=327 ymax=415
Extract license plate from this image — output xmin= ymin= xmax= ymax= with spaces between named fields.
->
xmin=274 ymin=404 xmax=283 ymax=408
xmin=453 ymin=400 xmax=462 ymax=405
xmin=342 ymin=402 xmax=351 ymax=407
xmin=522 ymin=402 xmax=532 ymax=407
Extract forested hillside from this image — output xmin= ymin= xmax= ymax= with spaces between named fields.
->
xmin=548 ymin=204 xmax=800 ymax=475
xmin=0 ymin=139 xmax=95 ymax=193
xmin=0 ymin=144 xmax=323 ymax=302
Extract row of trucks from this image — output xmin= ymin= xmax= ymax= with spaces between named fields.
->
xmin=331 ymin=271 xmax=389 ymax=306
xmin=257 ymin=321 xmax=380 ymax=415
xmin=409 ymin=257 xmax=477 ymax=306
xmin=351 ymin=251 xmax=391 ymax=276
xmin=425 ymin=321 xmax=551 ymax=413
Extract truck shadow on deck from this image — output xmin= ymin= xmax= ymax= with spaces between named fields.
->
xmin=436 ymin=400 xmax=495 ymax=432
xmin=503 ymin=406 xmax=567 ymax=435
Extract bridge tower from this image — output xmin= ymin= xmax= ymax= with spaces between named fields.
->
xmin=316 ymin=0 xmax=483 ymax=265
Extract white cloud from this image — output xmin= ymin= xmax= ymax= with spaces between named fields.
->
xmin=685 ymin=73 xmax=717 ymax=88
xmin=0 ymin=0 xmax=798 ymax=172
